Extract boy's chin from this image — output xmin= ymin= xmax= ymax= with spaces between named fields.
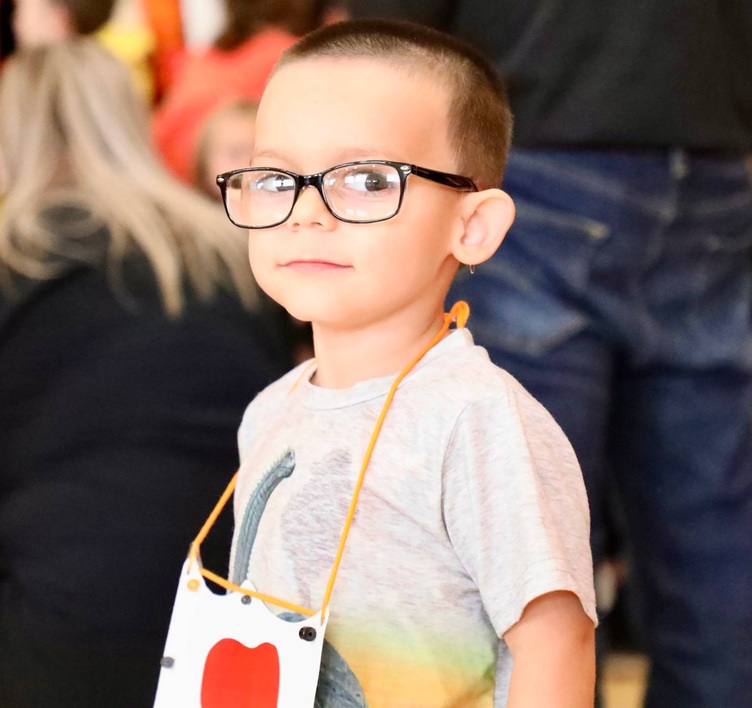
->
xmin=273 ymin=291 xmax=355 ymax=328
xmin=281 ymin=301 xmax=361 ymax=331
xmin=283 ymin=307 xmax=313 ymax=324
xmin=279 ymin=300 xmax=329 ymax=327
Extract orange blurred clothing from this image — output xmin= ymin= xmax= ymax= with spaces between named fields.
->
xmin=152 ymin=28 xmax=296 ymax=182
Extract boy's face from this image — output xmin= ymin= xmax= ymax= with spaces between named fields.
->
xmin=248 ymin=57 xmax=467 ymax=331
xmin=13 ymin=0 xmax=72 ymax=48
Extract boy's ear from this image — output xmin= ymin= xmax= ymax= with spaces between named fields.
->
xmin=452 ymin=188 xmax=515 ymax=268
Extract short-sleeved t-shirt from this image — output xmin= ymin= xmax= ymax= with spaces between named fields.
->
xmin=231 ymin=328 xmax=596 ymax=706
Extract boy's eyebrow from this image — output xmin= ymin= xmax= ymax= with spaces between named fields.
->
xmin=251 ymin=147 xmax=399 ymax=169
xmin=251 ymin=149 xmax=288 ymax=163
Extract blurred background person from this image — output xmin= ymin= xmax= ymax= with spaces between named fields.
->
xmin=152 ymin=0 xmax=347 ymax=183
xmin=192 ymin=98 xmax=258 ymax=200
xmin=0 ymin=39 xmax=293 ymax=707
xmin=191 ymin=98 xmax=313 ymax=363
xmin=10 ymin=0 xmax=155 ymax=101
xmin=96 ymin=0 xmax=156 ymax=103
xmin=347 ymin=4 xmax=752 ymax=707
xmin=11 ymin=0 xmax=115 ymax=48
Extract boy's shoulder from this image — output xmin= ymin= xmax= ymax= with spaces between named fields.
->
xmin=405 ymin=328 xmax=568 ymax=445
xmin=408 ymin=328 xmax=532 ymax=408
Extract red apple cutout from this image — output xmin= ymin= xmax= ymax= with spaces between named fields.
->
xmin=201 ymin=638 xmax=280 ymax=708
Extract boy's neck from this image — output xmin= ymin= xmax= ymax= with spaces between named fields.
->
xmin=309 ymin=308 xmax=447 ymax=389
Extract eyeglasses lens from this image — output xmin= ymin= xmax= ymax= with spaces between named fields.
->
xmin=324 ymin=163 xmax=401 ymax=222
xmin=224 ymin=170 xmax=296 ymax=228
xmin=224 ymin=163 xmax=403 ymax=228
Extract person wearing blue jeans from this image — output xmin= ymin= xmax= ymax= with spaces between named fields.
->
xmin=450 ymin=149 xmax=752 ymax=706
xmin=348 ymin=1 xmax=752 ymax=704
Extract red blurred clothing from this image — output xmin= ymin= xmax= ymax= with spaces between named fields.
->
xmin=152 ymin=28 xmax=296 ymax=182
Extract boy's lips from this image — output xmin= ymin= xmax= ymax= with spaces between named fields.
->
xmin=281 ymin=259 xmax=352 ymax=271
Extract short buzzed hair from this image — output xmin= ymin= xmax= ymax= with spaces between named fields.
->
xmin=279 ymin=19 xmax=513 ymax=189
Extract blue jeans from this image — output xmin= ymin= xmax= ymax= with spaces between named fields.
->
xmin=449 ymin=148 xmax=752 ymax=707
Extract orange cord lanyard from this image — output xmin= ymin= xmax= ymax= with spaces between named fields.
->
xmin=188 ymin=302 xmax=470 ymax=622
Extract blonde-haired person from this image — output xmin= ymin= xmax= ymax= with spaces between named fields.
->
xmin=0 ymin=40 xmax=292 ymax=707
xmin=0 ymin=39 xmax=256 ymax=315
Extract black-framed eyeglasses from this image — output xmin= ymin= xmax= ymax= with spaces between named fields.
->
xmin=216 ymin=160 xmax=478 ymax=229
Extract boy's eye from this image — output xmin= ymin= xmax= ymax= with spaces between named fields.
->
xmin=250 ymin=172 xmax=295 ymax=193
xmin=341 ymin=168 xmax=397 ymax=193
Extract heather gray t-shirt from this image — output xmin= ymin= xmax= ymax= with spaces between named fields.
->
xmin=231 ymin=328 xmax=596 ymax=707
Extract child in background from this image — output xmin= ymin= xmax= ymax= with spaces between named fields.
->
xmin=193 ymin=99 xmax=259 ymax=200
xmin=152 ymin=0 xmax=343 ymax=183
xmin=217 ymin=19 xmax=596 ymax=706
xmin=193 ymin=98 xmax=317 ymax=365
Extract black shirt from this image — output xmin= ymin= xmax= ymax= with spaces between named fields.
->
xmin=348 ymin=0 xmax=752 ymax=151
xmin=0 ymin=259 xmax=292 ymax=706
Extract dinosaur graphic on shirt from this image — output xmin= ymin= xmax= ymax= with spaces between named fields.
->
xmin=232 ymin=449 xmax=296 ymax=585
xmin=233 ymin=448 xmax=368 ymax=707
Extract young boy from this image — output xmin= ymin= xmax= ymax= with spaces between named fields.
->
xmin=224 ymin=19 xmax=596 ymax=706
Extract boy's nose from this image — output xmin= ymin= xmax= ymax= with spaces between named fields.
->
xmin=288 ymin=184 xmax=335 ymax=230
